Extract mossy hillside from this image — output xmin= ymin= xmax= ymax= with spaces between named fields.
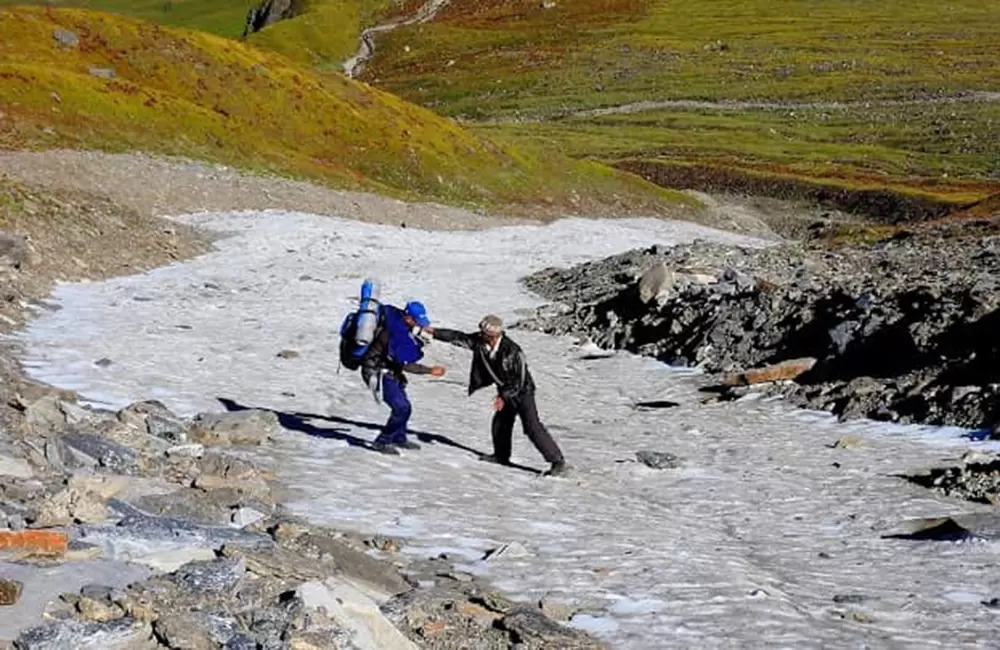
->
xmin=246 ymin=0 xmax=401 ymax=68
xmin=363 ymin=0 xmax=1000 ymax=209
xmin=478 ymin=100 xmax=1000 ymax=200
xmin=367 ymin=0 xmax=1000 ymax=118
xmin=0 ymin=0 xmax=428 ymax=71
xmin=0 ymin=0 xmax=400 ymax=58
xmin=0 ymin=6 xmax=686 ymax=215
xmin=0 ymin=0 xmax=257 ymax=38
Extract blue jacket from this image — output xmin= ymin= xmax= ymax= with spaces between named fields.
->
xmin=361 ymin=305 xmax=430 ymax=383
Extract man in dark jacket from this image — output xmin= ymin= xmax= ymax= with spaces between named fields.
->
xmin=361 ymin=301 xmax=445 ymax=455
xmin=424 ymin=314 xmax=568 ymax=476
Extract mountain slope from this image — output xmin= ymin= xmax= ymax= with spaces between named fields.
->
xmin=360 ymin=0 xmax=1000 ymax=217
xmin=0 ymin=6 xmax=687 ymax=216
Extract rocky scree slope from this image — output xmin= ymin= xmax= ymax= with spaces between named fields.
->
xmin=518 ymin=227 xmax=1000 ymax=432
xmin=0 ymin=395 xmax=603 ymax=649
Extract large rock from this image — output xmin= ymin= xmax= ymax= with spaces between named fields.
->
xmin=883 ymin=513 xmax=1000 ymax=541
xmin=76 ymin=500 xmax=272 ymax=570
xmin=283 ymin=532 xmax=410 ymax=596
xmin=31 ymin=487 xmax=108 ymax=527
xmin=190 ymin=410 xmax=280 ymax=447
xmin=297 ymin=577 xmax=418 ymax=650
xmin=0 ymin=454 xmax=33 ymax=479
xmin=165 ymin=444 xmax=203 ymax=459
xmin=62 ymin=433 xmax=140 ymax=475
xmin=499 ymin=605 xmax=606 ymax=649
xmin=0 ymin=231 xmax=29 ymax=269
xmin=15 ymin=617 xmax=156 ymax=650
xmin=720 ymin=357 xmax=817 ymax=386
xmin=77 ymin=594 xmax=124 ymax=623
xmin=636 ymin=263 xmax=675 ymax=304
xmin=130 ymin=489 xmax=231 ymax=527
xmin=0 ymin=578 xmax=22 ymax=605
xmin=22 ymin=396 xmax=69 ymax=435
xmin=66 ymin=473 xmax=131 ymax=500
xmin=0 ymin=530 xmax=68 ymax=555
xmin=52 ymin=28 xmax=79 ymax=49
xmin=152 ymin=614 xmax=217 ymax=650
xmin=230 ymin=507 xmax=265 ymax=529
xmin=197 ymin=452 xmax=260 ymax=481
xmin=139 ymin=548 xmax=220 ymax=573
xmin=168 ymin=557 xmax=246 ymax=593
xmin=483 ymin=541 xmax=531 ymax=561
xmin=635 ymin=450 xmax=683 ymax=470
xmin=193 ymin=452 xmax=271 ymax=499
xmin=117 ymin=401 xmax=187 ymax=444
xmin=243 ymin=0 xmax=298 ymax=37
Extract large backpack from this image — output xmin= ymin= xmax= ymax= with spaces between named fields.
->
xmin=339 ymin=308 xmax=383 ymax=371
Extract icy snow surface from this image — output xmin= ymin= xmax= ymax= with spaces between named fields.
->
xmin=17 ymin=210 xmax=1000 ymax=648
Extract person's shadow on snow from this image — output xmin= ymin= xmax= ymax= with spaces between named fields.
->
xmin=216 ymin=397 xmax=541 ymax=474
xmin=217 ymin=397 xmax=374 ymax=449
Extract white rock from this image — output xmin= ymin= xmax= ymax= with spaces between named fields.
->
xmin=230 ymin=507 xmax=265 ymax=528
xmin=129 ymin=547 xmax=217 ymax=573
xmin=0 ymin=454 xmax=34 ymax=479
xmin=60 ymin=400 xmax=93 ymax=426
xmin=165 ymin=443 xmax=205 ymax=458
xmin=68 ymin=471 xmax=130 ymax=499
xmin=23 ymin=395 xmax=68 ymax=433
xmin=961 ymin=450 xmax=996 ymax=466
xmin=637 ymin=263 xmax=675 ymax=304
xmin=297 ymin=578 xmax=418 ymax=650
xmin=682 ymin=272 xmax=717 ymax=285
xmin=484 ymin=541 xmax=531 ymax=561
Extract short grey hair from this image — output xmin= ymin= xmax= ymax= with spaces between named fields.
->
xmin=478 ymin=314 xmax=503 ymax=336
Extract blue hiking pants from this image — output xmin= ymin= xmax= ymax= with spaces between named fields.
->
xmin=375 ymin=374 xmax=411 ymax=445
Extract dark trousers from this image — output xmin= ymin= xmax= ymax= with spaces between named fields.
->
xmin=491 ymin=390 xmax=564 ymax=465
xmin=375 ymin=375 xmax=411 ymax=445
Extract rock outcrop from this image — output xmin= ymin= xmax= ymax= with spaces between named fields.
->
xmin=519 ymin=229 xmax=1000 ymax=429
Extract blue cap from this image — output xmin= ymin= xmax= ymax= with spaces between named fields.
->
xmin=405 ymin=301 xmax=431 ymax=328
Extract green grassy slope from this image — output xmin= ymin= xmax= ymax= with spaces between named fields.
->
xmin=0 ymin=6 xmax=689 ymax=216
xmin=0 ymin=0 xmax=401 ymax=64
xmin=362 ymin=0 xmax=1000 ymax=211
xmin=0 ymin=0 xmax=257 ymax=38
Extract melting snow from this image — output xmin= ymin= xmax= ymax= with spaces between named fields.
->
xmin=15 ymin=210 xmax=1000 ymax=648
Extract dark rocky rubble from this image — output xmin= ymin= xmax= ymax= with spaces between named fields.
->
xmin=517 ymin=229 xmax=1000 ymax=431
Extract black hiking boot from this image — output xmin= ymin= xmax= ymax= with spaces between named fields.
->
xmin=544 ymin=461 xmax=571 ymax=478
xmin=396 ymin=440 xmax=421 ymax=450
xmin=372 ymin=442 xmax=401 ymax=456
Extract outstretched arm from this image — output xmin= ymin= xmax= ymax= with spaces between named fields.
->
xmin=402 ymin=362 xmax=444 ymax=376
xmin=425 ymin=327 xmax=478 ymax=350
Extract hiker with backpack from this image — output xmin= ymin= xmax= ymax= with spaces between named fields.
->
xmin=340 ymin=280 xmax=445 ymax=455
xmin=423 ymin=314 xmax=569 ymax=477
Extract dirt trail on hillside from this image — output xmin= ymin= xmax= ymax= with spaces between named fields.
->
xmin=468 ymin=91 xmax=1000 ymax=124
xmin=571 ymin=91 xmax=1000 ymax=118
xmin=342 ymin=0 xmax=450 ymax=79
xmin=0 ymin=149 xmax=514 ymax=231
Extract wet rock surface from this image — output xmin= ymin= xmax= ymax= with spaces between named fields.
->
xmin=519 ymin=229 xmax=1000 ymax=430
